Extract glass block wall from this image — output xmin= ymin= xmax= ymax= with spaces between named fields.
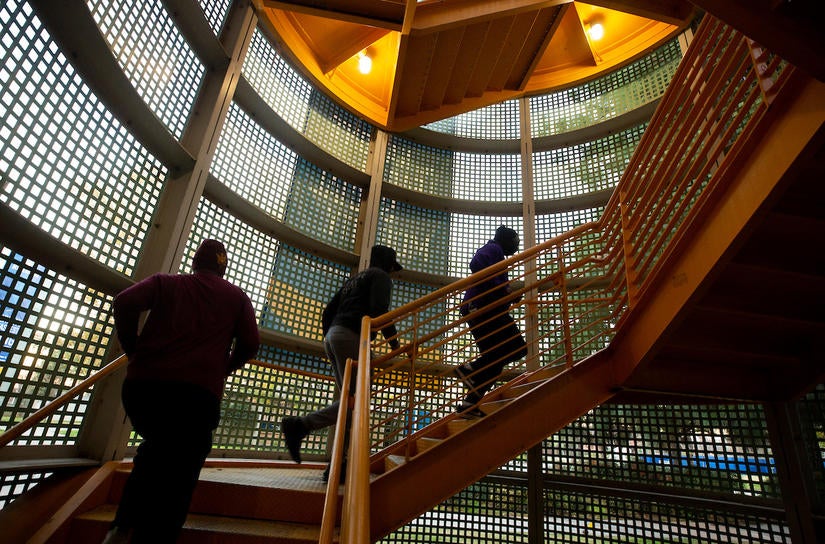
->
xmin=529 ymin=38 xmax=682 ymax=137
xmin=1 ymin=3 xmax=822 ymax=543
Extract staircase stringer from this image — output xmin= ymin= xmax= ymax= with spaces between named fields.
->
xmin=610 ymin=73 xmax=825 ymax=386
xmin=368 ymin=349 xmax=618 ymax=540
xmin=26 ymin=461 xmax=121 ymax=544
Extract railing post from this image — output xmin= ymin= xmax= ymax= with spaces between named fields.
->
xmin=405 ymin=312 xmax=418 ymax=460
xmin=555 ymin=246 xmax=574 ymax=368
xmin=619 ymin=190 xmax=639 ymax=307
xmin=519 ymin=96 xmax=540 ymax=372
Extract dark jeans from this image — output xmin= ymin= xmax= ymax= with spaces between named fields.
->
xmin=114 ymin=379 xmax=220 ymax=543
xmin=466 ymin=309 xmax=527 ymax=401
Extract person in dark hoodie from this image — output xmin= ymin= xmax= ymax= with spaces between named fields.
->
xmin=455 ymin=225 xmax=527 ymax=417
xmin=103 ymin=239 xmax=259 ymax=544
xmin=281 ymin=244 xmax=402 ymax=482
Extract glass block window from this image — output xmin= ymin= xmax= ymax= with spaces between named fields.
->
xmin=384 ymin=136 xmax=454 ymax=196
xmin=797 ymin=384 xmax=825 ymax=503
xmin=210 ymin=102 xmax=297 ymax=221
xmin=217 ymin=354 xmax=335 ymax=456
xmin=452 ymin=151 xmax=522 ymax=201
xmin=86 ymin=0 xmax=205 ymax=139
xmin=284 ymin=158 xmax=361 ymax=251
xmin=0 ymin=471 xmax=53 ymax=509
xmin=0 ymin=1 xmax=167 ymax=277
xmin=377 ymin=199 xmax=450 ymax=276
xmin=422 ymin=99 xmax=521 ymax=140
xmin=242 ymin=30 xmax=371 ymax=171
xmin=545 ymin=403 xmax=781 ymax=499
xmin=532 ymin=124 xmax=645 ymax=200
xmin=530 ymin=38 xmax=682 ymax=137
xmin=0 ymin=246 xmax=115 ymax=445
xmin=449 ymin=215 xmax=524 ymax=279
xmin=196 ymin=0 xmax=231 ymax=36
xmin=536 ymin=207 xmax=604 ymax=244
xmin=258 ymin=344 xmax=332 ymax=378
xmin=259 ymin=245 xmax=351 ymax=341
xmin=381 ymin=480 xmax=529 ymax=543
xmin=544 ymin=487 xmax=790 ymax=543
xmin=304 ymin=89 xmax=372 ymax=171
xmin=244 ymin=29 xmax=312 ymax=131
xmin=183 ymin=198 xmax=280 ymax=323
xmin=384 ymin=137 xmax=522 ymax=201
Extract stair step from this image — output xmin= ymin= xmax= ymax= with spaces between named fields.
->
xmin=71 ymin=503 xmax=336 ymax=543
xmin=109 ymin=465 xmax=332 ymax=524
xmin=479 ymin=399 xmax=510 ymax=414
xmin=526 ymin=364 xmax=567 ymax=382
xmin=446 ymin=416 xmax=478 ymax=434
xmin=500 ymin=380 xmax=544 ymax=399
xmin=384 ymin=454 xmax=407 ymax=472
xmin=415 ymin=436 xmax=442 ymax=455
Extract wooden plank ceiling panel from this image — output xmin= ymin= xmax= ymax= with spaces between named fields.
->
xmin=504 ymin=6 xmax=565 ymax=90
xmin=487 ymin=11 xmax=540 ymax=92
xmin=394 ymin=33 xmax=438 ymax=118
xmin=465 ymin=18 xmax=515 ymax=97
xmin=443 ymin=21 xmax=491 ymax=105
xmin=420 ymin=27 xmax=467 ymax=111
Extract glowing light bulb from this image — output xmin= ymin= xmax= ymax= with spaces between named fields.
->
xmin=588 ymin=22 xmax=604 ymax=41
xmin=358 ymin=52 xmax=372 ymax=74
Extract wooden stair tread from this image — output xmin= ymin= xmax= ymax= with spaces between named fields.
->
xmin=74 ymin=504 xmax=337 ymax=542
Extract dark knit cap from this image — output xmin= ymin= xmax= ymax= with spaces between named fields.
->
xmin=370 ymin=245 xmax=403 ymax=273
xmin=192 ymin=239 xmax=228 ymax=277
xmin=494 ymin=225 xmax=519 ymax=255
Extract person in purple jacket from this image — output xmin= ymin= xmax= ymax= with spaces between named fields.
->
xmin=455 ymin=225 xmax=527 ymax=417
xmin=103 ymin=239 xmax=259 ymax=544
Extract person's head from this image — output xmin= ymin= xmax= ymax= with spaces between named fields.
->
xmin=494 ymin=225 xmax=519 ymax=256
xmin=192 ymin=239 xmax=228 ymax=277
xmin=370 ymin=245 xmax=403 ymax=274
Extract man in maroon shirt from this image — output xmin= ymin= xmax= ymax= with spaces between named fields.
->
xmin=103 ymin=239 xmax=259 ymax=544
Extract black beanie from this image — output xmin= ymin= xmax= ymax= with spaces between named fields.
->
xmin=494 ymin=225 xmax=519 ymax=256
xmin=192 ymin=239 xmax=228 ymax=277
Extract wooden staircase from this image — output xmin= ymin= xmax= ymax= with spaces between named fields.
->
xmin=10 ymin=73 xmax=824 ymax=544
xmin=23 ymin=461 xmax=341 ymax=543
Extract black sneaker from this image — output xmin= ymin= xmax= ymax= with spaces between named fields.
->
xmin=456 ymin=400 xmax=485 ymax=418
xmin=322 ymin=460 xmax=347 ymax=484
xmin=281 ymin=416 xmax=307 ymax=464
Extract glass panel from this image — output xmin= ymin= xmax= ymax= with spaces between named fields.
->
xmin=0 ymin=0 xmax=167 ymax=277
xmin=423 ymin=99 xmax=521 ymax=140
xmin=242 ymin=29 xmax=371 ymax=170
xmin=86 ymin=0 xmax=205 ymax=139
xmin=0 ymin=247 xmax=115 ymax=445
xmin=530 ymin=38 xmax=682 ymax=137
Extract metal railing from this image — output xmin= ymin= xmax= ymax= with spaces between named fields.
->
xmin=341 ymin=16 xmax=794 ymax=543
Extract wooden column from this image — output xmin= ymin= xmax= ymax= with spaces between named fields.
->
xmin=77 ymin=1 xmax=258 ymax=462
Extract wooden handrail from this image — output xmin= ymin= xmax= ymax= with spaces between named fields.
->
xmin=0 ymin=356 xmax=329 ymax=450
xmin=339 ymin=316 xmax=373 ymax=544
xmin=0 ymin=354 xmax=129 ymax=448
xmin=318 ymin=356 xmax=354 ymax=544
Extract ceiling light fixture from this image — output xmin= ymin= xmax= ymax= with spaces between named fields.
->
xmin=357 ymin=51 xmax=372 ymax=74
xmin=588 ymin=22 xmax=605 ymax=41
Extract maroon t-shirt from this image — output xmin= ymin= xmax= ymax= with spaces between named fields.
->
xmin=113 ymin=271 xmax=260 ymax=398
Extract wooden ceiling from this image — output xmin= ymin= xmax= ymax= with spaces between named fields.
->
xmin=254 ymin=1 xmax=696 ymax=132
